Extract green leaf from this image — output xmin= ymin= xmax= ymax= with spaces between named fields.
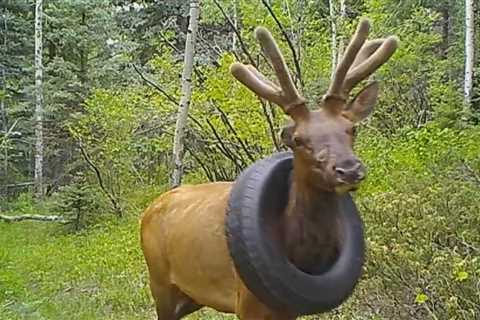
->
xmin=455 ymin=271 xmax=469 ymax=282
xmin=415 ymin=293 xmax=428 ymax=304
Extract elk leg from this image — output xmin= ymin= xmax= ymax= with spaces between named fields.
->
xmin=235 ymin=280 xmax=296 ymax=320
xmin=148 ymin=280 xmax=176 ymax=320
xmin=172 ymin=287 xmax=202 ymax=319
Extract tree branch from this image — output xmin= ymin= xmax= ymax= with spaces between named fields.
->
xmin=132 ymin=63 xmax=179 ymax=105
xmin=261 ymin=0 xmax=304 ymax=89
xmin=0 ymin=214 xmax=67 ymax=223
xmin=211 ymin=100 xmax=256 ymax=162
xmin=212 ymin=0 xmax=256 ymax=66
xmin=77 ymin=140 xmax=122 ymax=217
xmin=205 ymin=118 xmax=245 ymax=170
xmin=263 ymin=100 xmax=281 ymax=151
xmin=159 ymin=31 xmax=182 ymax=54
xmin=184 ymin=142 xmax=215 ymax=182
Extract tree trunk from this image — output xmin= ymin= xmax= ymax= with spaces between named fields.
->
xmin=171 ymin=0 xmax=200 ymax=188
xmin=232 ymin=0 xmax=237 ymax=52
xmin=1 ymin=68 xmax=5 ymax=174
xmin=0 ymin=214 xmax=66 ymax=223
xmin=464 ymin=0 xmax=475 ymax=108
xmin=79 ymin=11 xmax=87 ymax=85
xmin=440 ymin=5 xmax=451 ymax=59
xmin=34 ymin=0 xmax=44 ymax=198
xmin=329 ymin=0 xmax=337 ymax=79
xmin=1 ymin=9 xmax=7 ymax=179
xmin=337 ymin=0 xmax=346 ymax=59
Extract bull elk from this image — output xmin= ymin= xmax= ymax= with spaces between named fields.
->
xmin=140 ymin=18 xmax=398 ymax=319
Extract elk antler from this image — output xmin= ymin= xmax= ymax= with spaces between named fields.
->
xmin=326 ymin=18 xmax=399 ymax=101
xmin=230 ymin=27 xmax=308 ymax=120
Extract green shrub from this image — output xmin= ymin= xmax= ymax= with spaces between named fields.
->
xmin=51 ymin=174 xmax=110 ymax=231
xmin=322 ymin=124 xmax=480 ymax=319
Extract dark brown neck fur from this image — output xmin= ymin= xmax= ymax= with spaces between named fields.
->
xmin=284 ymin=160 xmax=343 ymax=274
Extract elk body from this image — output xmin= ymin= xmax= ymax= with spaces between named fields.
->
xmin=140 ymin=19 xmax=398 ymax=320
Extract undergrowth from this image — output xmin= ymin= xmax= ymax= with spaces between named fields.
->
xmin=1 ymin=125 xmax=479 ymax=319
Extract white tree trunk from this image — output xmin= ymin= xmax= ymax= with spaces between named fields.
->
xmin=0 ymin=214 xmax=66 ymax=223
xmin=34 ymin=0 xmax=44 ymax=198
xmin=1 ymin=9 xmax=7 ymax=178
xmin=337 ymin=0 xmax=346 ymax=59
xmin=1 ymin=67 xmax=5 ymax=177
xmin=464 ymin=0 xmax=475 ymax=108
xmin=171 ymin=0 xmax=200 ymax=188
xmin=329 ymin=0 xmax=337 ymax=79
xmin=232 ymin=0 xmax=237 ymax=51
xmin=340 ymin=0 xmax=346 ymax=20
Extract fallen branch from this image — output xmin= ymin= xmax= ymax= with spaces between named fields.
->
xmin=2 ymin=182 xmax=34 ymax=188
xmin=0 ymin=214 xmax=67 ymax=223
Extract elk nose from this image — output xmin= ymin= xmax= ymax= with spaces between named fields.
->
xmin=335 ymin=160 xmax=365 ymax=183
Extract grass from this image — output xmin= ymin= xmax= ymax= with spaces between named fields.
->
xmin=0 ymin=218 xmax=149 ymax=319
xmin=0 ymin=215 xmax=241 ymax=320
xmin=1 ymin=125 xmax=480 ymax=319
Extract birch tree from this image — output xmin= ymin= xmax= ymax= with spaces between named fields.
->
xmin=34 ymin=0 xmax=44 ymax=197
xmin=1 ymin=9 xmax=7 ymax=178
xmin=171 ymin=0 xmax=200 ymax=187
xmin=464 ymin=0 xmax=475 ymax=108
xmin=329 ymin=0 xmax=337 ymax=79
xmin=232 ymin=0 xmax=237 ymax=51
xmin=337 ymin=0 xmax=346 ymax=59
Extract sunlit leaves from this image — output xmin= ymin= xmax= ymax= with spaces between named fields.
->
xmin=415 ymin=293 xmax=429 ymax=304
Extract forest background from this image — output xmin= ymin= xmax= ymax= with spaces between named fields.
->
xmin=0 ymin=0 xmax=479 ymax=319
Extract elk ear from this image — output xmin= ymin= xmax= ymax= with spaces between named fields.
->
xmin=344 ymin=81 xmax=379 ymax=123
xmin=280 ymin=123 xmax=296 ymax=148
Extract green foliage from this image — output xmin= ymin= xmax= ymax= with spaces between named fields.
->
xmin=189 ymin=53 xmax=284 ymax=180
xmin=51 ymin=174 xmax=109 ymax=230
xmin=69 ymin=85 xmax=175 ymax=211
xmin=2 ymin=0 xmax=480 ymax=318
xmin=2 ymin=193 xmax=38 ymax=214
xmin=3 ymin=125 xmax=480 ymax=319
xmin=363 ymin=2 xmax=461 ymax=132
xmin=334 ymin=125 xmax=480 ymax=318
xmin=0 ymin=218 xmax=152 ymax=319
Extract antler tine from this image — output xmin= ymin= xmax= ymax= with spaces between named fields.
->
xmin=246 ymin=65 xmax=281 ymax=91
xmin=343 ymin=36 xmax=399 ymax=94
xmin=231 ymin=27 xmax=308 ymax=120
xmin=327 ymin=18 xmax=370 ymax=99
xmin=254 ymin=27 xmax=304 ymax=109
xmin=350 ymin=39 xmax=384 ymax=70
xmin=230 ymin=62 xmax=283 ymax=106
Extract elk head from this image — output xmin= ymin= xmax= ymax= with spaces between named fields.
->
xmin=231 ymin=19 xmax=398 ymax=193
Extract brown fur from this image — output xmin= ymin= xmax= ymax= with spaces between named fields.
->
xmin=140 ymin=19 xmax=398 ymax=319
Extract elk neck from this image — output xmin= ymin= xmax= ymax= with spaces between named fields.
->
xmin=283 ymin=156 xmax=343 ymax=274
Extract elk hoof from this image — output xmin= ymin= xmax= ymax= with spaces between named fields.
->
xmin=225 ymin=152 xmax=365 ymax=315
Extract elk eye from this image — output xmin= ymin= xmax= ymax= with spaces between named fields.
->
xmin=293 ymin=136 xmax=309 ymax=148
xmin=346 ymin=126 xmax=357 ymax=136
xmin=293 ymin=136 xmax=303 ymax=146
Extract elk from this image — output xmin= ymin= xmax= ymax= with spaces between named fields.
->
xmin=140 ymin=18 xmax=398 ymax=320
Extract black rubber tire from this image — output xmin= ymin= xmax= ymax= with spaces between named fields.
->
xmin=225 ymin=152 xmax=365 ymax=315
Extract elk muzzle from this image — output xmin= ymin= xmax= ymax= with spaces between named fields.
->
xmin=334 ymin=158 xmax=366 ymax=185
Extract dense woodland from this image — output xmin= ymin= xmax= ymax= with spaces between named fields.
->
xmin=0 ymin=0 xmax=479 ymax=319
